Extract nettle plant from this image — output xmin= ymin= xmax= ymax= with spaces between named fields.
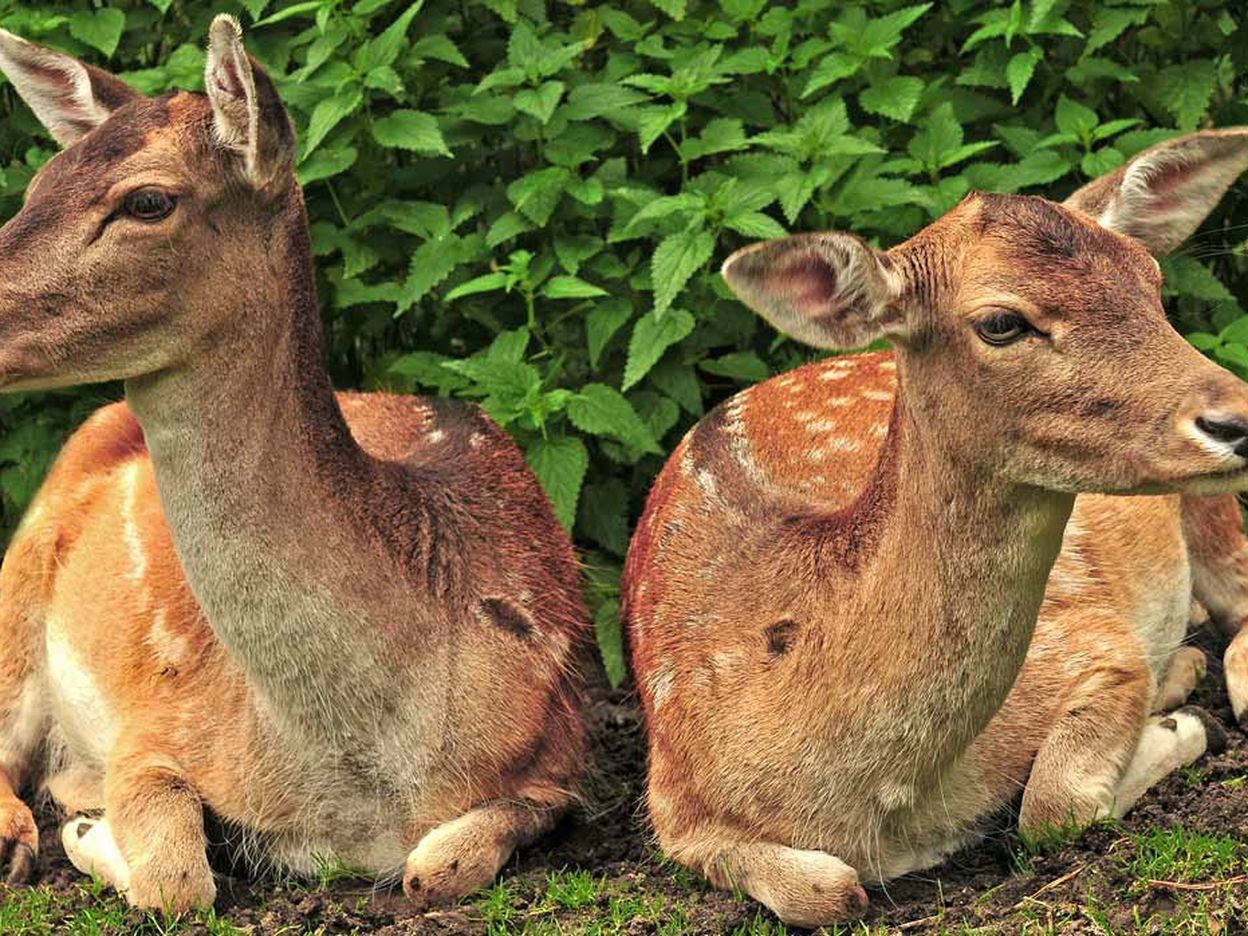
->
xmin=0 ymin=0 xmax=1244 ymax=680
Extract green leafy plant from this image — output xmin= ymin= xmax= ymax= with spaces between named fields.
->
xmin=0 ymin=0 xmax=1244 ymax=684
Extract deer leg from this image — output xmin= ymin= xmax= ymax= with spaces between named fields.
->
xmin=1152 ymin=646 xmax=1208 ymax=713
xmin=1020 ymin=662 xmax=1153 ymax=832
xmin=403 ymin=800 xmax=560 ymax=906
xmin=656 ymin=823 xmax=867 ymax=928
xmin=0 ymin=766 xmax=38 ymax=885
xmin=1111 ymin=708 xmax=1225 ymax=816
xmin=64 ymin=747 xmax=214 ymax=912
xmin=1225 ymin=628 xmax=1248 ymax=729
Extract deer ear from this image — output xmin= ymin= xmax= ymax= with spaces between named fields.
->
xmin=1064 ymin=128 xmax=1248 ymax=257
xmin=205 ymin=15 xmax=295 ymax=189
xmin=722 ymin=233 xmax=904 ymax=350
xmin=0 ymin=29 xmax=139 ymax=147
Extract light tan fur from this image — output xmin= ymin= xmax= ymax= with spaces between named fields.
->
xmin=624 ymin=130 xmax=1248 ymax=926
xmin=0 ymin=19 xmax=587 ymax=911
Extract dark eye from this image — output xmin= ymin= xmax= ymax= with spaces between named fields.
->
xmin=974 ymin=311 xmax=1031 ymax=346
xmin=123 ymin=187 xmax=176 ymax=222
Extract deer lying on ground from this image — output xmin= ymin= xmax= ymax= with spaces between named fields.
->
xmin=0 ymin=17 xmax=588 ymax=911
xmin=623 ymin=129 xmax=1248 ymax=926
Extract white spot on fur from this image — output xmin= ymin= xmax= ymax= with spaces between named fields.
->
xmin=46 ymin=614 xmax=115 ymax=765
xmin=878 ymin=359 xmax=896 ymax=372
xmin=861 ymin=389 xmax=893 ymax=402
xmin=819 ymin=370 xmax=852 ymax=382
xmin=145 ymin=607 xmax=191 ymax=666
xmin=647 ymin=664 xmax=674 ymax=711
xmin=468 ymin=432 xmax=485 ymax=448
xmin=120 ymin=462 xmax=146 ymax=583
xmin=427 ymin=429 xmax=446 ymax=444
xmin=826 ymin=396 xmax=852 ymax=407
xmin=870 ymin=424 xmax=888 ymax=437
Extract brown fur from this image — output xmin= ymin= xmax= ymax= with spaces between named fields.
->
xmin=0 ymin=19 xmax=587 ymax=912
xmin=625 ymin=129 xmax=1248 ymax=926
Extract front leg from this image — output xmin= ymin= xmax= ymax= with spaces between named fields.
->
xmin=64 ymin=745 xmax=214 ymax=913
xmin=403 ymin=800 xmax=559 ymax=906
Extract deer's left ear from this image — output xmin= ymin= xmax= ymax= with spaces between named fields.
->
xmin=0 ymin=29 xmax=139 ymax=147
xmin=205 ymin=15 xmax=295 ymax=190
xmin=1064 ymin=128 xmax=1248 ymax=257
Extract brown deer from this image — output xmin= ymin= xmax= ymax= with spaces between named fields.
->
xmin=623 ymin=129 xmax=1248 ymax=926
xmin=0 ymin=17 xmax=587 ymax=911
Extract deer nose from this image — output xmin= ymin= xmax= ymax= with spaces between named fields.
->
xmin=1195 ymin=415 xmax=1248 ymax=457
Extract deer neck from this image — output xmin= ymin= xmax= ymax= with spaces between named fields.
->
xmin=835 ymin=368 xmax=1074 ymax=769
xmin=124 ymin=194 xmax=400 ymax=740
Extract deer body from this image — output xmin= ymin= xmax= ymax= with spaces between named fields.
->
xmin=0 ymin=19 xmax=586 ymax=909
xmin=625 ymin=132 xmax=1248 ymax=925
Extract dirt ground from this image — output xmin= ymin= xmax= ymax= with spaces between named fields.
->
xmin=5 ymin=626 xmax=1248 ymax=934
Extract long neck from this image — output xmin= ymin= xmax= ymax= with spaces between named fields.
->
xmin=815 ymin=369 xmax=1074 ymax=776
xmin=125 ymin=193 xmax=402 ymax=740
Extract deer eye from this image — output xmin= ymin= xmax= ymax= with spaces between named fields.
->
xmin=973 ymin=311 xmax=1031 ymax=346
xmin=123 ymin=187 xmax=176 ymax=222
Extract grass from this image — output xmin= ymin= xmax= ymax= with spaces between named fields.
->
xmin=0 ymin=880 xmax=251 ymax=936
xmin=1122 ymin=826 xmax=1243 ymax=884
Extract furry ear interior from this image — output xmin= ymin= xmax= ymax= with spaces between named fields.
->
xmin=1064 ymin=128 xmax=1248 ymax=257
xmin=205 ymin=15 xmax=295 ymax=189
xmin=721 ymin=233 xmax=904 ymax=350
xmin=0 ymin=29 xmax=139 ymax=146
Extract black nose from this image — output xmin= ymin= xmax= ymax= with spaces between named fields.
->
xmin=1196 ymin=415 xmax=1248 ymax=456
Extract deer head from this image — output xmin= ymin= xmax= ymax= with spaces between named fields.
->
xmin=0 ymin=15 xmax=296 ymax=393
xmin=723 ymin=131 xmax=1248 ymax=495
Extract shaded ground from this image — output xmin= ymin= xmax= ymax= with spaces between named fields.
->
xmin=2 ymin=626 xmax=1246 ymax=934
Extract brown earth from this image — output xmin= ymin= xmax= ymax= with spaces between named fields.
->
xmin=6 ymin=625 xmax=1248 ymax=934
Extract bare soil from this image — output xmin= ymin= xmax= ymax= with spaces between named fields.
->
xmin=8 ymin=625 xmax=1248 ymax=934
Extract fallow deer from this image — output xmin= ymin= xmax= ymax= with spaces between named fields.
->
xmin=0 ymin=18 xmax=587 ymax=911
xmin=623 ymin=129 xmax=1248 ymax=926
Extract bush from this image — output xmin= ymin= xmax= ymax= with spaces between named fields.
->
xmin=0 ymin=0 xmax=1245 ymax=680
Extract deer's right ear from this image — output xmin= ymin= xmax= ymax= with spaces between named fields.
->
xmin=205 ymin=15 xmax=295 ymax=190
xmin=0 ymin=30 xmax=138 ymax=147
xmin=722 ymin=233 xmax=904 ymax=350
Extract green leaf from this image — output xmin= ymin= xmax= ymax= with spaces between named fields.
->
xmin=355 ymin=0 xmax=424 ymax=71
xmin=1054 ymin=95 xmax=1098 ymax=138
xmin=398 ymin=235 xmax=468 ymax=311
xmin=1162 ymin=256 xmax=1236 ymax=303
xmin=1156 ymin=60 xmax=1218 ymax=131
xmin=649 ymin=0 xmax=687 ymax=21
xmin=302 ymin=87 xmax=363 ymax=159
xmin=859 ymin=76 xmax=925 ymax=122
xmin=444 ymin=272 xmax=507 ymax=302
xmin=68 ymin=9 xmax=126 ymax=57
xmin=594 ymin=599 xmax=628 ymax=688
xmin=514 ymin=81 xmax=565 ymax=125
xmin=507 ymin=167 xmax=570 ymax=226
xmin=579 ymin=479 xmax=630 ymax=556
xmin=1006 ymin=49 xmax=1042 ymax=105
xmin=587 ymin=300 xmax=633 ymax=370
xmin=296 ymin=145 xmax=357 ymax=186
xmin=624 ymin=308 xmax=696 ymax=390
xmin=1085 ymin=7 xmax=1149 ymax=55
xmin=723 ymin=212 xmax=787 ymax=239
xmin=564 ymin=84 xmax=652 ymax=121
xmin=652 ymin=228 xmax=715 ymax=315
xmin=411 ymin=34 xmax=468 ymax=67
xmin=802 ymin=52 xmax=863 ymax=99
xmin=526 ymin=435 xmax=588 ymax=532
xmin=253 ymin=1 xmax=325 ymax=26
xmin=699 ymin=352 xmax=770 ymax=382
xmin=568 ymin=384 xmax=661 ymax=454
xmin=371 ymin=110 xmax=451 ymax=157
xmin=541 ymin=275 xmax=608 ymax=299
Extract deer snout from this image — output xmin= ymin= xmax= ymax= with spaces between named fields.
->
xmin=1194 ymin=414 xmax=1248 ymax=457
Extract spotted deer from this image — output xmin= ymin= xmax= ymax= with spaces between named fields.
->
xmin=0 ymin=18 xmax=587 ymax=911
xmin=623 ymin=129 xmax=1248 ymax=926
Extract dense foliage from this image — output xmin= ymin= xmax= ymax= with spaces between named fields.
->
xmin=0 ymin=0 xmax=1245 ymax=680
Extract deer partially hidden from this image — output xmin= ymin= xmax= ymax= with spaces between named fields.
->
xmin=0 ymin=18 xmax=587 ymax=911
xmin=624 ymin=129 xmax=1248 ymax=926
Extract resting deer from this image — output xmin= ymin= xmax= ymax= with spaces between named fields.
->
xmin=0 ymin=17 xmax=587 ymax=911
xmin=623 ymin=129 xmax=1248 ymax=926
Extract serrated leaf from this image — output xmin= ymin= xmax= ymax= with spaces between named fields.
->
xmin=411 ymin=33 xmax=468 ymax=67
xmin=624 ymin=308 xmax=696 ymax=390
xmin=859 ymin=76 xmax=924 ymax=122
xmin=68 ymin=9 xmax=125 ymax=57
xmin=302 ymin=86 xmax=363 ymax=159
xmin=1054 ymin=95 xmax=1098 ymax=138
xmin=564 ymin=84 xmax=651 ymax=121
xmin=649 ymin=0 xmax=687 ymax=21
xmin=1006 ymin=49 xmax=1041 ymax=105
xmin=444 ymin=272 xmax=507 ymax=302
xmin=699 ymin=351 xmax=770 ymax=382
xmin=1086 ymin=7 xmax=1149 ymax=55
xmin=1163 ymin=256 xmax=1236 ymax=303
xmin=594 ymin=599 xmax=627 ymax=688
xmin=541 ymin=275 xmax=608 ymax=299
xmin=568 ymin=384 xmax=661 ymax=454
xmin=1156 ymin=60 xmax=1218 ymax=131
xmin=802 ymin=52 xmax=863 ymax=99
xmin=515 ymin=81 xmax=565 ymax=125
xmin=253 ymin=0 xmax=324 ymax=26
xmin=296 ymin=145 xmax=357 ymax=185
xmin=526 ymin=435 xmax=588 ymax=531
xmin=355 ymin=0 xmax=424 ymax=71
xmin=723 ymin=212 xmax=787 ymax=239
xmin=587 ymin=300 xmax=633 ymax=370
xmin=652 ymin=227 xmax=715 ymax=316
xmin=371 ymin=110 xmax=451 ymax=156
xmin=397 ymin=235 xmax=465 ymax=312
xmin=507 ymin=167 xmax=570 ymax=226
